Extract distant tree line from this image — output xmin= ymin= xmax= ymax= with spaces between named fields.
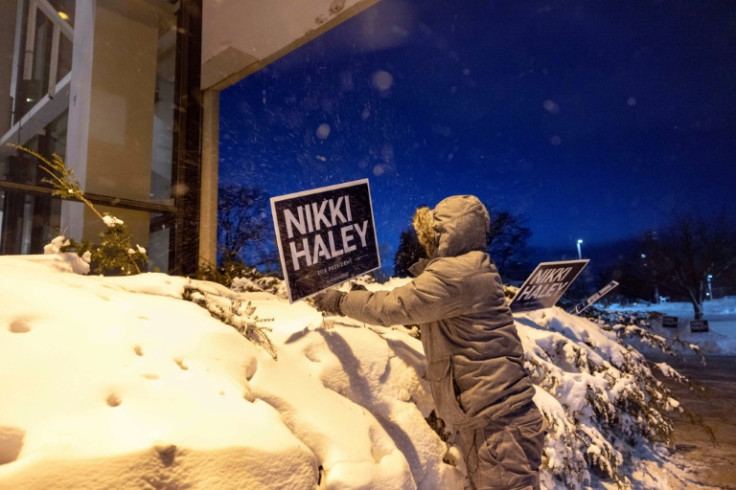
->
xmin=216 ymin=186 xmax=735 ymax=322
xmin=605 ymin=212 xmax=736 ymax=319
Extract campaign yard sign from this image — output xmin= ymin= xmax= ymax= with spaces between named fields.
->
xmin=662 ymin=316 xmax=678 ymax=328
xmin=573 ymin=280 xmax=619 ymax=315
xmin=509 ymin=259 xmax=589 ymax=313
xmin=689 ymin=319 xmax=709 ymax=333
xmin=271 ymin=179 xmax=380 ymax=302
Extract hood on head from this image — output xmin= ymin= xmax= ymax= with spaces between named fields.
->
xmin=413 ymin=195 xmax=490 ymax=258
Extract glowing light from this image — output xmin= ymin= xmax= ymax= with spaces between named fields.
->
xmin=543 ymin=99 xmax=560 ymax=114
xmin=315 ymin=123 xmax=331 ymax=140
xmin=371 ymin=70 xmax=393 ymax=92
xmin=58 ymin=11 xmax=69 ymax=20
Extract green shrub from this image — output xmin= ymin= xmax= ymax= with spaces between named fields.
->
xmin=8 ymin=144 xmax=148 ymax=275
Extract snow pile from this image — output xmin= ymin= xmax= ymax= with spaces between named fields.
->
xmin=516 ymin=310 xmax=681 ymax=488
xmin=0 ymin=255 xmax=695 ymax=489
xmin=606 ymin=299 xmax=736 ymax=356
xmin=0 ymin=255 xmax=459 ymax=489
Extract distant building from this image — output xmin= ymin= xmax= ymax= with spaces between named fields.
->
xmin=0 ymin=0 xmax=378 ymax=273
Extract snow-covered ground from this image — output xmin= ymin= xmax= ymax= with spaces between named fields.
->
xmin=608 ymin=297 xmax=736 ymax=356
xmin=0 ymin=253 xmax=725 ymax=489
xmin=0 ymin=254 xmax=458 ymax=489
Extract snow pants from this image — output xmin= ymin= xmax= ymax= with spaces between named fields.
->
xmin=459 ymin=402 xmax=546 ymax=490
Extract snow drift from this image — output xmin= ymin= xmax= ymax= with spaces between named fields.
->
xmin=0 ymin=254 xmax=706 ymax=489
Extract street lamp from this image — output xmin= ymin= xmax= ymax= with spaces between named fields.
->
xmin=576 ymin=239 xmax=583 ymax=259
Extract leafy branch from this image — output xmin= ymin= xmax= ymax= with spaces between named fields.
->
xmin=183 ymin=283 xmax=277 ymax=360
xmin=7 ymin=144 xmax=146 ymax=275
xmin=7 ymin=143 xmax=104 ymax=220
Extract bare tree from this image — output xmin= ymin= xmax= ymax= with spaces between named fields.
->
xmin=393 ymin=228 xmax=427 ymax=277
xmin=487 ymin=209 xmax=532 ymax=279
xmin=641 ymin=212 xmax=735 ymax=319
xmin=217 ymin=185 xmax=277 ymax=269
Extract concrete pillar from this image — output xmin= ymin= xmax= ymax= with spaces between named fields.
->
xmin=199 ymin=88 xmax=219 ymax=266
xmin=64 ymin=0 xmax=159 ymax=246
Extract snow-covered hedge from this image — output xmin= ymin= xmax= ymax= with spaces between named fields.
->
xmin=189 ymin=274 xmax=691 ymax=489
xmin=0 ymin=258 xmax=693 ymax=489
xmin=516 ymin=308 xmax=684 ymax=488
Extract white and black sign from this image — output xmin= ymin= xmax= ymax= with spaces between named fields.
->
xmin=573 ymin=280 xmax=619 ymax=314
xmin=271 ymin=179 xmax=380 ymax=302
xmin=690 ymin=320 xmax=709 ymax=333
xmin=510 ymin=259 xmax=589 ymax=313
xmin=662 ymin=316 xmax=678 ymax=328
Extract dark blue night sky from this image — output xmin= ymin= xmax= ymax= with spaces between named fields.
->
xmin=219 ymin=0 xmax=736 ymax=271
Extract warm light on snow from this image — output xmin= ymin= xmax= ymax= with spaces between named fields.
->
xmin=0 ymin=255 xmax=458 ymax=489
xmin=0 ymin=254 xmax=733 ymax=489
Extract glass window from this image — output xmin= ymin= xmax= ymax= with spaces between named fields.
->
xmin=0 ymin=0 xmax=178 ymax=270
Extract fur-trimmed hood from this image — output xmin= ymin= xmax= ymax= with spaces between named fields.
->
xmin=414 ymin=195 xmax=490 ymax=259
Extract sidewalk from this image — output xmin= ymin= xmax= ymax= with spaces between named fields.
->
xmin=657 ymin=355 xmax=736 ymax=489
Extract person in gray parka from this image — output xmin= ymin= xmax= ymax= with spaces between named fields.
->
xmin=313 ymin=195 xmax=545 ymax=490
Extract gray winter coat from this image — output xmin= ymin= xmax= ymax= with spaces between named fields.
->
xmin=341 ymin=195 xmax=535 ymax=430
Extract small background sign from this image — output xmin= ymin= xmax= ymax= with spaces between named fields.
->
xmin=573 ymin=280 xmax=619 ymax=314
xmin=662 ymin=316 xmax=678 ymax=328
xmin=510 ymin=259 xmax=589 ymax=313
xmin=690 ymin=319 xmax=709 ymax=332
xmin=271 ymin=179 xmax=380 ymax=302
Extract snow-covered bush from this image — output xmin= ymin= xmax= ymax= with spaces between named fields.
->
xmin=9 ymin=144 xmax=148 ymax=275
xmin=49 ymin=217 xmax=148 ymax=276
xmin=581 ymin=306 xmax=705 ymax=363
xmin=182 ymin=280 xmax=277 ymax=359
xmin=192 ymin=259 xmax=287 ymax=297
xmin=211 ymin=275 xmax=692 ymax=489
xmin=517 ymin=308 xmax=685 ymax=488
xmin=230 ymin=270 xmax=287 ymax=298
xmin=0 ymin=260 xmax=700 ymax=489
xmin=43 ymin=236 xmax=91 ymax=274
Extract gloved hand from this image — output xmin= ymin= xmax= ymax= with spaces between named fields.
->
xmin=313 ymin=289 xmax=346 ymax=316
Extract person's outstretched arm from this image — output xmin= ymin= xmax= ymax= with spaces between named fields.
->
xmin=339 ymin=266 xmax=463 ymax=326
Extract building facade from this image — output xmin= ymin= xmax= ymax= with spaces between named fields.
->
xmin=0 ymin=0 xmax=377 ymax=274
